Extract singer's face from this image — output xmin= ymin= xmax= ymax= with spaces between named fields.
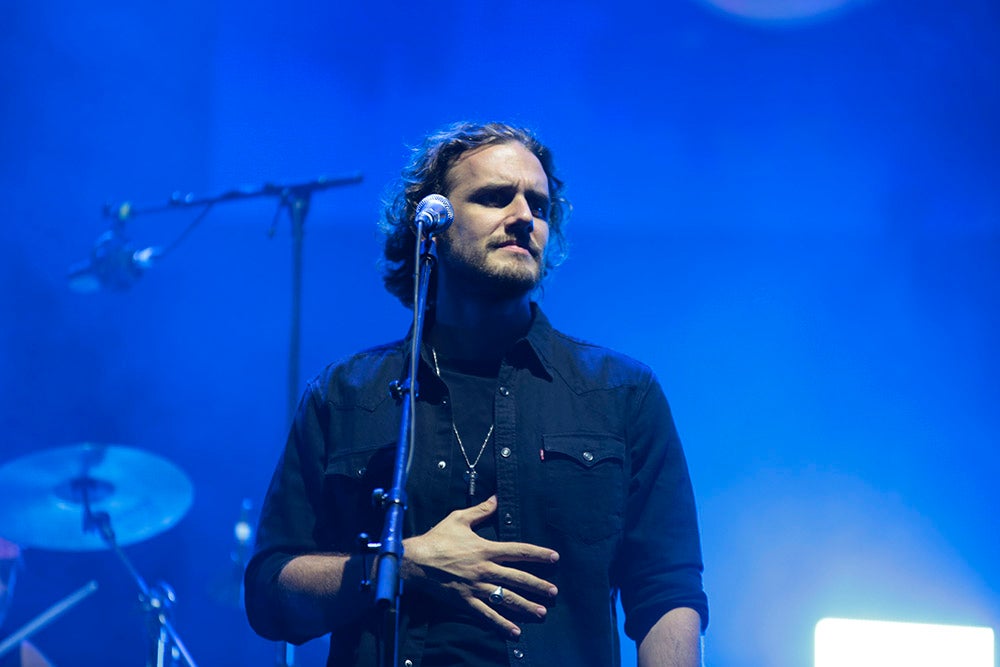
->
xmin=437 ymin=141 xmax=550 ymax=299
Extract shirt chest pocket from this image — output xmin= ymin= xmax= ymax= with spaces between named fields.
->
xmin=322 ymin=444 xmax=395 ymax=545
xmin=541 ymin=433 xmax=625 ymax=544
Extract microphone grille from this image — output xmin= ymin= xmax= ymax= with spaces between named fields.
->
xmin=414 ymin=194 xmax=454 ymax=233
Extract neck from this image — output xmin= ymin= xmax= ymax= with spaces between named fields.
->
xmin=429 ymin=293 xmax=533 ymax=363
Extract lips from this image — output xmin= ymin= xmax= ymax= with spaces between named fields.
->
xmin=494 ymin=239 xmax=538 ymax=258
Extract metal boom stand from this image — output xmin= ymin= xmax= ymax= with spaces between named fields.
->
xmin=358 ymin=215 xmax=443 ymax=667
xmin=94 ymin=173 xmax=363 ymax=667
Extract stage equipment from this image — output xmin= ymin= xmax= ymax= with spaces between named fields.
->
xmin=0 ymin=581 xmax=98 ymax=661
xmin=815 ymin=618 xmax=995 ymax=667
xmin=356 ymin=194 xmax=453 ymax=667
xmin=0 ymin=444 xmax=198 ymax=667
xmin=66 ymin=173 xmax=363 ymax=427
xmin=0 ymin=443 xmax=193 ymax=551
xmin=66 ymin=173 xmax=363 ymax=667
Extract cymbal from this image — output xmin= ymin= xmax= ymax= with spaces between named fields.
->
xmin=0 ymin=443 xmax=193 ymax=551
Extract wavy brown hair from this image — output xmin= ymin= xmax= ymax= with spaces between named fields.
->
xmin=378 ymin=121 xmax=569 ymax=307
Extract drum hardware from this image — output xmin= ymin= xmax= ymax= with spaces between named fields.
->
xmin=69 ymin=174 xmax=364 ymax=666
xmin=0 ymin=443 xmax=199 ymax=667
xmin=0 ymin=581 xmax=97 ymax=660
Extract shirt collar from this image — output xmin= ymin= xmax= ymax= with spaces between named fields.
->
xmin=399 ymin=303 xmax=555 ymax=384
xmin=510 ymin=303 xmax=554 ymax=381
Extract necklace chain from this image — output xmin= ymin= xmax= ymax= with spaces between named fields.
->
xmin=431 ymin=347 xmax=495 ymax=495
xmin=451 ymin=423 xmax=494 ymax=470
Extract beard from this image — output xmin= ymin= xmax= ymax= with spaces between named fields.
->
xmin=436 ymin=236 xmax=543 ymax=301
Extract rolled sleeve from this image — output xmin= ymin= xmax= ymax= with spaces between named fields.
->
xmin=615 ymin=372 xmax=708 ymax=642
xmin=244 ymin=382 xmax=329 ymax=641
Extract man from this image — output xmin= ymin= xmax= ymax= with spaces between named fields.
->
xmin=244 ymin=121 xmax=708 ymax=666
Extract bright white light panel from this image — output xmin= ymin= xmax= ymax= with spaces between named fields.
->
xmin=815 ymin=617 xmax=995 ymax=667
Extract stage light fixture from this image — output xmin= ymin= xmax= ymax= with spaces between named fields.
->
xmin=697 ymin=0 xmax=868 ymax=24
xmin=815 ymin=617 xmax=995 ymax=667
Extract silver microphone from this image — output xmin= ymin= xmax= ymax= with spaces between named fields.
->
xmin=67 ymin=230 xmax=161 ymax=293
xmin=413 ymin=194 xmax=454 ymax=235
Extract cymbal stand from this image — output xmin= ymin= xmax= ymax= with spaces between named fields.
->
xmin=81 ymin=481 xmax=198 ymax=667
xmin=0 ymin=581 xmax=98 ymax=659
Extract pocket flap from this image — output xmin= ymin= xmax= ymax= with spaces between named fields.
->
xmin=542 ymin=433 xmax=623 ymax=468
xmin=325 ymin=442 xmax=395 ymax=479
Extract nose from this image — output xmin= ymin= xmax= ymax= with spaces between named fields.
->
xmin=508 ymin=194 xmax=534 ymax=233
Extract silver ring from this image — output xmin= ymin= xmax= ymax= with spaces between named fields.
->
xmin=488 ymin=585 xmax=504 ymax=605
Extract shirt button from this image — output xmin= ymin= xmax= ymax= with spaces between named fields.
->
xmin=513 ymin=648 xmax=525 ymax=659
xmin=404 ymin=661 xmax=413 ymax=667
xmin=437 ymin=460 xmax=447 ymax=470
xmin=356 ymin=467 xmax=366 ymax=477
xmin=498 ymin=386 xmax=510 ymax=396
xmin=441 ymin=396 xmax=449 ymax=405
xmin=500 ymin=447 xmax=511 ymax=458
xmin=582 ymin=451 xmax=594 ymax=462
xmin=503 ymin=512 xmax=513 ymax=526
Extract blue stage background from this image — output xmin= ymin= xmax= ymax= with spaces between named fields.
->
xmin=1 ymin=0 xmax=997 ymax=665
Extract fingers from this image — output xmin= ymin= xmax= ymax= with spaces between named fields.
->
xmin=481 ymin=582 xmax=551 ymax=622
xmin=467 ymin=579 xmax=554 ymax=639
xmin=415 ymin=497 xmax=562 ymax=639
xmin=469 ymin=596 xmax=524 ymax=639
xmin=487 ymin=563 xmax=559 ymax=601
xmin=449 ymin=498 xmax=560 ymax=566
xmin=489 ymin=540 xmax=559 ymax=566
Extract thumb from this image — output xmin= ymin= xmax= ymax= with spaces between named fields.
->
xmin=456 ymin=495 xmax=498 ymax=528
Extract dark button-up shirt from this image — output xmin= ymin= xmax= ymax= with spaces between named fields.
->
xmin=245 ymin=307 xmax=708 ymax=666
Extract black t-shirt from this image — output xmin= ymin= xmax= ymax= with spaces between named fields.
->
xmin=421 ymin=356 xmax=507 ymax=667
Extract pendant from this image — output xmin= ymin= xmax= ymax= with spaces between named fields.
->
xmin=464 ymin=468 xmax=478 ymax=496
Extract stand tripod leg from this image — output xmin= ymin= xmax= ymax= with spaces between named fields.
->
xmin=0 ymin=581 xmax=98 ymax=658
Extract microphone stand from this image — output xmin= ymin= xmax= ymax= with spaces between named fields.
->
xmin=366 ymin=225 xmax=438 ymax=667
xmin=104 ymin=174 xmax=363 ymax=222
xmin=97 ymin=173 xmax=363 ymax=667
xmin=102 ymin=172 xmax=363 ymax=424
